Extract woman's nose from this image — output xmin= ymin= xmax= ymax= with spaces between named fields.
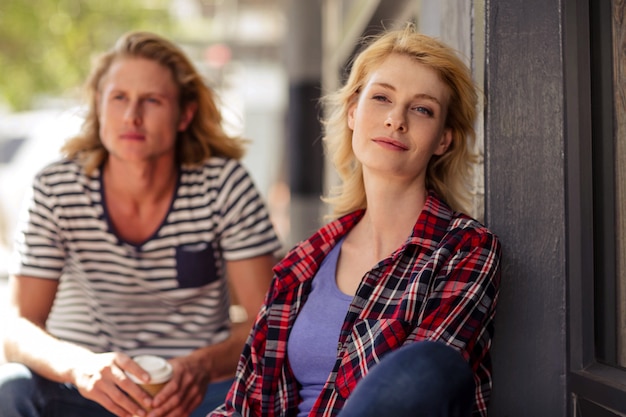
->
xmin=385 ymin=111 xmax=407 ymax=132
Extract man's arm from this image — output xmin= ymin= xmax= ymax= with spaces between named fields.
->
xmin=214 ymin=253 xmax=276 ymax=378
xmin=149 ymin=254 xmax=276 ymax=416
xmin=3 ymin=275 xmax=155 ymax=417
xmin=4 ymin=275 xmax=80 ymax=380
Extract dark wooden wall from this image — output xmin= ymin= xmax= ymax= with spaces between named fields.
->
xmin=484 ymin=0 xmax=569 ymax=415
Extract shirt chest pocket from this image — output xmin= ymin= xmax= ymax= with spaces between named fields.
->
xmin=334 ymin=318 xmax=411 ymax=399
xmin=175 ymin=243 xmax=219 ymax=288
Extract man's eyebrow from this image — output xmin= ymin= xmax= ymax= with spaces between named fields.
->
xmin=371 ymin=82 xmax=442 ymax=105
xmin=105 ymin=87 xmax=172 ymax=98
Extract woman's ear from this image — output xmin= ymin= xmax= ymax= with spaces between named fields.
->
xmin=434 ymin=128 xmax=453 ymax=156
xmin=347 ymin=93 xmax=359 ymax=130
xmin=347 ymin=104 xmax=356 ymax=130
xmin=178 ymin=101 xmax=198 ymax=131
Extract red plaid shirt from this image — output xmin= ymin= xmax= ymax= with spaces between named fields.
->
xmin=210 ymin=193 xmax=501 ymax=417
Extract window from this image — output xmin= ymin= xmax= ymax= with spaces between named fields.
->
xmin=569 ymin=0 xmax=626 ymax=414
xmin=607 ymin=0 xmax=626 ymax=370
xmin=590 ymin=0 xmax=626 ymax=370
xmin=590 ymin=0 xmax=619 ymax=367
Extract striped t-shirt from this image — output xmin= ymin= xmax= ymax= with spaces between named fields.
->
xmin=10 ymin=157 xmax=281 ymax=358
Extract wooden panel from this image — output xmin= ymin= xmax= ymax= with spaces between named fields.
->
xmin=614 ymin=0 xmax=626 ymax=367
xmin=484 ymin=0 xmax=568 ymax=415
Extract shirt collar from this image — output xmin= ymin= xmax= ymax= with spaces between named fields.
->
xmin=271 ymin=191 xmax=454 ymax=293
xmin=405 ymin=191 xmax=454 ymax=252
xmin=272 ymin=209 xmax=364 ymax=293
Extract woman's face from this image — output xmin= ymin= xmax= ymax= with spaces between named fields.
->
xmin=348 ymin=53 xmax=452 ymax=186
xmin=97 ymin=57 xmax=194 ymax=165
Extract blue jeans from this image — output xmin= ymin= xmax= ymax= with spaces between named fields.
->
xmin=0 ymin=362 xmax=233 ymax=417
xmin=337 ymin=341 xmax=476 ymax=417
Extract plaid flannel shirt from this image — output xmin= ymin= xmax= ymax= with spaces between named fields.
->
xmin=210 ymin=192 xmax=501 ymax=417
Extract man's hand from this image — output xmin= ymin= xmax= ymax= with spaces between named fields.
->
xmin=72 ymin=352 xmax=155 ymax=417
xmin=147 ymin=355 xmax=212 ymax=417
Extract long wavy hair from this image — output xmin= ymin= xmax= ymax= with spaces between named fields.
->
xmin=62 ymin=31 xmax=245 ymax=173
xmin=322 ymin=24 xmax=479 ymax=217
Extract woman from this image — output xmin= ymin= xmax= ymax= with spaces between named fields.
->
xmin=0 ymin=31 xmax=281 ymax=417
xmin=210 ymin=24 xmax=501 ymax=417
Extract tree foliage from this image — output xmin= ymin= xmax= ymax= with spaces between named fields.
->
xmin=0 ymin=0 xmax=173 ymax=110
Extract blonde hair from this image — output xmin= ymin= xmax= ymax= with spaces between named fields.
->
xmin=63 ymin=31 xmax=245 ymax=173
xmin=322 ymin=24 xmax=479 ymax=217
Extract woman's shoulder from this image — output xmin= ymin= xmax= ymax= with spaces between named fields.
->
xmin=426 ymin=192 xmax=498 ymax=242
xmin=449 ymin=211 xmax=491 ymax=233
xmin=445 ymin=211 xmax=501 ymax=256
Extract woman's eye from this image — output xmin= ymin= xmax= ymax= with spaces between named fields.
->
xmin=372 ymin=95 xmax=388 ymax=102
xmin=414 ymin=106 xmax=434 ymax=116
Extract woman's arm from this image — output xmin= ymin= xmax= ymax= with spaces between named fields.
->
xmin=413 ymin=230 xmax=501 ymax=353
xmin=411 ymin=230 xmax=501 ymax=417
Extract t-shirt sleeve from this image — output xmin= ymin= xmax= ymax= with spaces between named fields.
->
xmin=9 ymin=168 xmax=67 ymax=279
xmin=215 ymin=160 xmax=282 ymax=261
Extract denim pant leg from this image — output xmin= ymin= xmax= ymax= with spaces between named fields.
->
xmin=0 ymin=362 xmax=114 ymax=417
xmin=0 ymin=362 xmax=234 ymax=417
xmin=190 ymin=378 xmax=235 ymax=417
xmin=337 ymin=341 xmax=476 ymax=417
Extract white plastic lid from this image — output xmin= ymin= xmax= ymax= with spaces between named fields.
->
xmin=126 ymin=355 xmax=173 ymax=384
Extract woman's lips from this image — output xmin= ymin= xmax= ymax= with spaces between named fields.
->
xmin=372 ymin=137 xmax=409 ymax=150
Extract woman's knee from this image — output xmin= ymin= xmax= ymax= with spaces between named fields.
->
xmin=388 ymin=341 xmax=474 ymax=401
xmin=393 ymin=341 xmax=475 ymax=390
xmin=339 ymin=341 xmax=475 ymax=417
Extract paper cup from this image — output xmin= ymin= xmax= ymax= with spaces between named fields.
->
xmin=126 ymin=355 xmax=173 ymax=411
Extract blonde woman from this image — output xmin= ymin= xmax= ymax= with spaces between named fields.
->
xmin=210 ymin=24 xmax=501 ymax=417
xmin=0 ymin=31 xmax=281 ymax=417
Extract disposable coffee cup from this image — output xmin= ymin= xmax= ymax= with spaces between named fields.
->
xmin=126 ymin=355 xmax=173 ymax=399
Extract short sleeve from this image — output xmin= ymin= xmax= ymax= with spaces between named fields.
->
xmin=214 ymin=160 xmax=282 ymax=261
xmin=9 ymin=167 xmax=67 ymax=279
